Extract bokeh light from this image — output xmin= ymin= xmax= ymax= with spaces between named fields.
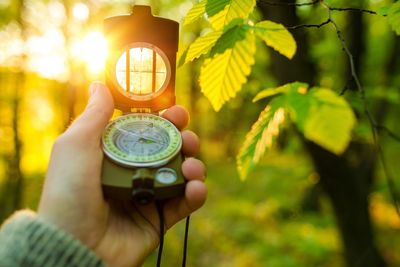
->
xmin=72 ymin=2 xmax=89 ymax=21
xmin=71 ymin=31 xmax=108 ymax=75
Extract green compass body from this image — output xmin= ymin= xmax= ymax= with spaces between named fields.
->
xmin=101 ymin=113 xmax=185 ymax=204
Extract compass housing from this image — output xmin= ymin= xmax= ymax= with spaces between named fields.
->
xmin=102 ymin=113 xmax=182 ymax=168
xmin=104 ymin=5 xmax=179 ymax=112
xmin=102 ymin=6 xmax=184 ymax=204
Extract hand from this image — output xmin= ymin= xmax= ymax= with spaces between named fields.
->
xmin=38 ymin=82 xmax=207 ymax=267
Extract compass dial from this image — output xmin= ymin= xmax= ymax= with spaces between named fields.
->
xmin=102 ymin=113 xmax=182 ymax=167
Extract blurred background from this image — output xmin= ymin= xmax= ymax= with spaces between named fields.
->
xmin=0 ymin=0 xmax=400 ymax=266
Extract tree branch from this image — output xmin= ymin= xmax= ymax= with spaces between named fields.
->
xmin=256 ymin=0 xmax=320 ymax=7
xmin=319 ymin=1 xmax=400 ymax=216
xmin=330 ymin=7 xmax=385 ymax=16
xmin=287 ymin=18 xmax=331 ymax=30
xmin=376 ymin=126 xmax=400 ymax=142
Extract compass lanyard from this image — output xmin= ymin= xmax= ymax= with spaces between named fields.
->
xmin=156 ymin=202 xmax=190 ymax=267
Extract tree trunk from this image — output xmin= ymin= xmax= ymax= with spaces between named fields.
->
xmin=306 ymin=142 xmax=386 ymax=267
xmin=0 ymin=0 xmax=26 ymax=222
xmin=257 ymin=1 xmax=387 ymax=266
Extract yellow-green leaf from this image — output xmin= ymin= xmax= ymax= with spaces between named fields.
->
xmin=237 ymin=97 xmax=286 ymax=180
xmin=206 ymin=0 xmax=256 ymax=30
xmin=200 ymin=29 xmax=256 ymax=111
xmin=304 ymin=89 xmax=356 ymax=154
xmin=254 ymin=20 xmax=297 ymax=59
xmin=287 ymin=88 xmax=356 ymax=155
xmin=183 ymin=1 xmax=206 ymax=26
xmin=253 ymin=82 xmax=308 ymax=102
xmin=185 ymin=30 xmax=223 ymax=64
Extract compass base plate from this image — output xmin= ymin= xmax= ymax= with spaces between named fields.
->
xmin=101 ymin=153 xmax=185 ymax=202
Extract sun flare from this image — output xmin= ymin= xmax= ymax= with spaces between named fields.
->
xmin=71 ymin=31 xmax=108 ymax=75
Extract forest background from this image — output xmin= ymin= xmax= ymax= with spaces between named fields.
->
xmin=1 ymin=0 xmax=400 ymax=266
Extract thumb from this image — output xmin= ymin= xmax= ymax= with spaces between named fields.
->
xmin=67 ymin=82 xmax=114 ymax=140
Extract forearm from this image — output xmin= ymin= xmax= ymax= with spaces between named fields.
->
xmin=0 ymin=210 xmax=106 ymax=267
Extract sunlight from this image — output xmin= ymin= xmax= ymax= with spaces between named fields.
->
xmin=72 ymin=2 xmax=89 ymax=21
xmin=30 ymin=95 xmax=55 ymax=128
xmin=26 ymin=29 xmax=68 ymax=80
xmin=115 ymin=47 xmax=167 ymax=95
xmin=71 ymin=31 xmax=108 ymax=75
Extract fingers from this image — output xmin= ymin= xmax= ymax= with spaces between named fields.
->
xmin=65 ymin=82 xmax=114 ymax=142
xmin=181 ymin=131 xmax=200 ymax=157
xmin=163 ymin=158 xmax=207 ymax=228
xmin=182 ymin=158 xmax=206 ymax=181
xmin=161 ymin=105 xmax=189 ymax=131
xmin=162 ymin=116 xmax=204 ymax=228
xmin=163 ymin=181 xmax=207 ymax=229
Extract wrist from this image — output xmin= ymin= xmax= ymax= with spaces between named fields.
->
xmin=0 ymin=210 xmax=105 ymax=267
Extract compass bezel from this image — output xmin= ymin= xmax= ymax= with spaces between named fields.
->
xmin=102 ymin=113 xmax=182 ymax=168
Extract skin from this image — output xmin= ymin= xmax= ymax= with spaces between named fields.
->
xmin=38 ymin=82 xmax=207 ymax=267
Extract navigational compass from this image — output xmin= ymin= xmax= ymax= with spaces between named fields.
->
xmin=101 ymin=5 xmax=184 ymax=204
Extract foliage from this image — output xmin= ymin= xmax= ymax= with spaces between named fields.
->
xmin=181 ymin=0 xmax=296 ymax=111
xmin=144 ymin=160 xmax=400 ymax=267
xmin=379 ymin=1 xmax=400 ymax=35
xmin=387 ymin=2 xmax=400 ymax=35
xmin=253 ymin=20 xmax=296 ymax=59
xmin=199 ymin=24 xmax=256 ymax=111
xmin=237 ymin=83 xmax=355 ymax=180
xmin=181 ymin=1 xmax=357 ymax=179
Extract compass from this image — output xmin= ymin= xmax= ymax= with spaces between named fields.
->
xmin=101 ymin=5 xmax=183 ymax=204
xmin=102 ymin=113 xmax=182 ymax=168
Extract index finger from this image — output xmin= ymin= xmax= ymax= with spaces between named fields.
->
xmin=161 ymin=105 xmax=189 ymax=131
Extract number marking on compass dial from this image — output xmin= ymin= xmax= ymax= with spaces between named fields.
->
xmin=102 ymin=113 xmax=182 ymax=167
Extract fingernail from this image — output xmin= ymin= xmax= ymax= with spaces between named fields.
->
xmin=89 ymin=85 xmax=97 ymax=97
xmin=89 ymin=82 xmax=102 ymax=96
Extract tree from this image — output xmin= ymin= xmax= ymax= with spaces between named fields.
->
xmin=180 ymin=0 xmax=400 ymax=266
xmin=0 ymin=0 xmax=26 ymax=221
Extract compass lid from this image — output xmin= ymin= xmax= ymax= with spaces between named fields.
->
xmin=104 ymin=5 xmax=179 ymax=113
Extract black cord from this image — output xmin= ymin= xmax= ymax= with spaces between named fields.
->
xmin=155 ymin=202 xmax=191 ymax=267
xmin=156 ymin=202 xmax=164 ymax=267
xmin=182 ymin=216 xmax=190 ymax=267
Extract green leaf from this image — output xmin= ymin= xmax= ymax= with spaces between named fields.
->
xmin=177 ymin=47 xmax=189 ymax=67
xmin=253 ymin=82 xmax=308 ymax=102
xmin=288 ymin=88 xmax=356 ymax=155
xmin=205 ymin=0 xmax=230 ymax=17
xmin=206 ymin=0 xmax=256 ymax=30
xmin=183 ymin=1 xmax=206 ymax=26
xmin=254 ymin=20 xmax=297 ymax=59
xmin=237 ymin=97 xmax=286 ymax=180
xmin=286 ymin=87 xmax=311 ymax=132
xmin=200 ymin=27 xmax=256 ymax=111
xmin=304 ymin=89 xmax=356 ymax=154
xmin=184 ymin=30 xmax=224 ymax=64
xmin=387 ymin=2 xmax=400 ymax=35
xmin=377 ymin=6 xmax=390 ymax=16
xmin=210 ymin=22 xmax=247 ymax=56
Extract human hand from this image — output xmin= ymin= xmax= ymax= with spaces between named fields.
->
xmin=38 ymin=82 xmax=207 ymax=267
